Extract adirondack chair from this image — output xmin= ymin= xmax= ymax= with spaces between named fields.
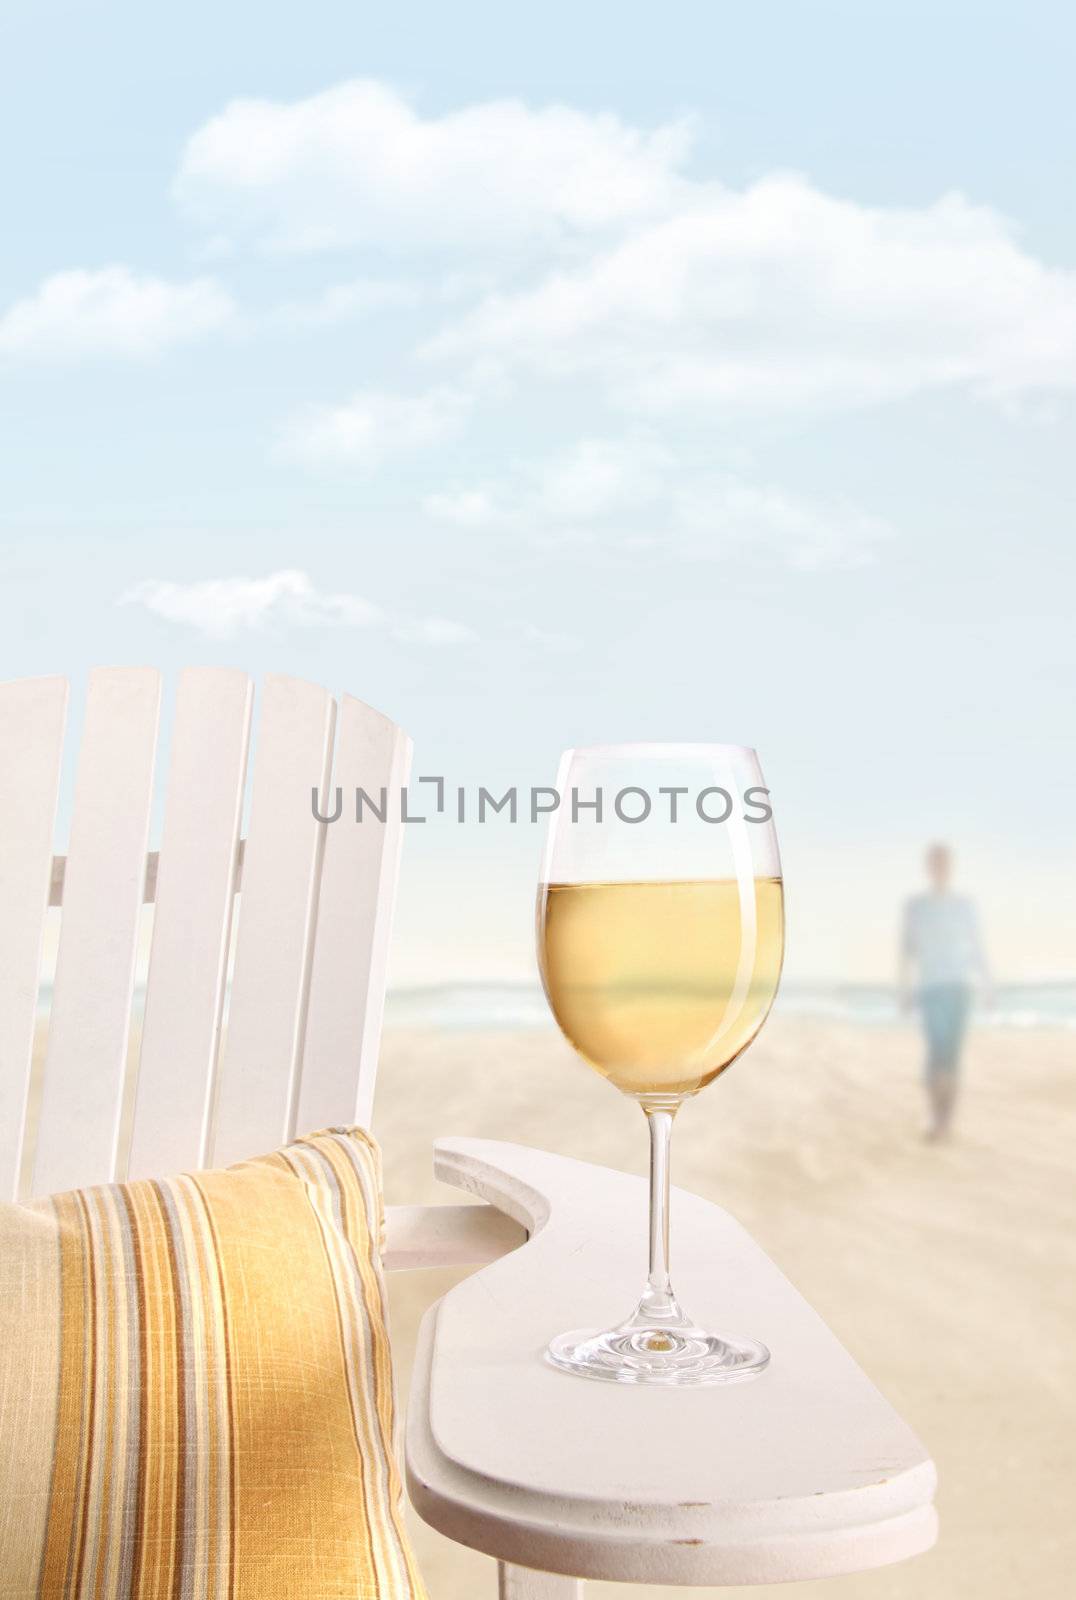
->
xmin=0 ymin=667 xmax=938 ymax=1598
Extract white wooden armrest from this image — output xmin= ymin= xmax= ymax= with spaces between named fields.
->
xmin=405 ymin=1138 xmax=937 ymax=1588
xmin=383 ymin=1203 xmax=526 ymax=1271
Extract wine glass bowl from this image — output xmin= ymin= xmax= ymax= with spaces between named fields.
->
xmin=536 ymin=744 xmax=784 ymax=1385
xmin=539 ymin=876 xmax=784 ymax=1100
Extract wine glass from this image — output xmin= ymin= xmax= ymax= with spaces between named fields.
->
xmin=536 ymin=744 xmax=784 ymax=1385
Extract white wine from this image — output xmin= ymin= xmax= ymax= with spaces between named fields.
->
xmin=538 ymin=877 xmax=784 ymax=1097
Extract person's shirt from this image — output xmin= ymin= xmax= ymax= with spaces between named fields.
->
xmin=902 ymin=891 xmax=988 ymax=989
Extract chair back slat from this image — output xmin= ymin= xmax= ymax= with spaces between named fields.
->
xmin=4 ymin=668 xmax=408 ymax=1195
xmin=31 ymin=667 xmax=161 ymax=1196
xmin=299 ymin=695 xmax=411 ymax=1134
xmin=126 ymin=668 xmax=253 ymax=1180
xmin=210 ymin=675 xmax=336 ymax=1167
xmin=0 ymin=676 xmax=69 ymax=1200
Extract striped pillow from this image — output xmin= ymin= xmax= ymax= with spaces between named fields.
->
xmin=0 ymin=1128 xmax=427 ymax=1600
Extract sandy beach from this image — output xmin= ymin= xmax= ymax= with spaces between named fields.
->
xmin=378 ymin=1016 xmax=1075 ymax=1600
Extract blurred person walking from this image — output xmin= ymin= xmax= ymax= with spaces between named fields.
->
xmin=900 ymin=844 xmax=990 ymax=1141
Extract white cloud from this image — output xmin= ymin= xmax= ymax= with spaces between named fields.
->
xmin=532 ymin=436 xmax=671 ymax=521
xmin=120 ymin=568 xmax=475 ymax=643
xmin=674 ymin=474 xmax=892 ymax=570
xmin=0 ymin=266 xmax=234 ymax=360
xmin=165 ymin=73 xmax=1076 ymax=547
xmin=426 ymin=176 xmax=1076 ymax=411
xmin=280 ymin=384 xmax=470 ymax=468
xmin=175 ymin=79 xmax=689 ymax=253
xmin=423 ymin=438 xmax=670 ymax=532
xmin=423 ymin=436 xmax=890 ymax=568
xmin=167 ymin=77 xmax=1076 ymax=453
xmin=168 ymin=78 xmax=1076 ymax=421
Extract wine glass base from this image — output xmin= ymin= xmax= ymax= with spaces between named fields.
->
xmin=546 ymin=1322 xmax=770 ymax=1386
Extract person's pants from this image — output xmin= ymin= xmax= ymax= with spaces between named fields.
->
xmin=919 ymin=983 xmax=973 ymax=1081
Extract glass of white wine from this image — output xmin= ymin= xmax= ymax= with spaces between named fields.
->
xmin=537 ymin=743 xmax=784 ymax=1385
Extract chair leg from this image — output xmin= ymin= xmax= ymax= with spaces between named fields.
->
xmin=498 ymin=1560 xmax=583 ymax=1598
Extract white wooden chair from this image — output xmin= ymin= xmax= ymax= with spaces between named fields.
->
xmin=0 ymin=667 xmax=938 ymax=1598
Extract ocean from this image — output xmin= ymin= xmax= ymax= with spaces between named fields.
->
xmin=31 ymin=980 xmax=1075 ymax=1033
xmin=383 ymin=980 xmax=1076 ymax=1032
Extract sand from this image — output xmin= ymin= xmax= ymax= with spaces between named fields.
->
xmin=378 ymin=1017 xmax=1076 ymax=1599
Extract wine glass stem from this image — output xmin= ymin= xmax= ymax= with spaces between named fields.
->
xmin=642 ymin=1106 xmax=679 ymax=1321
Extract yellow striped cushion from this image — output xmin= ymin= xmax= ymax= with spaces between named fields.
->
xmin=0 ymin=1128 xmax=427 ymax=1600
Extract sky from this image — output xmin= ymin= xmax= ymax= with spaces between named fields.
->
xmin=2 ymin=1 xmax=1074 ymax=984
